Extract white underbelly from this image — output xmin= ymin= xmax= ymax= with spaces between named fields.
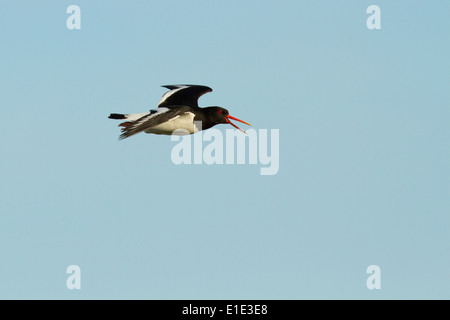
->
xmin=144 ymin=113 xmax=199 ymax=135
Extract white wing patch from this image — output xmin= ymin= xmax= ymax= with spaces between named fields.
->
xmin=144 ymin=112 xmax=197 ymax=135
xmin=123 ymin=112 xmax=151 ymax=121
xmin=158 ymin=86 xmax=189 ymax=106
xmin=131 ymin=107 xmax=170 ymax=127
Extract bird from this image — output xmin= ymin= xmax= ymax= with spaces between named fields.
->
xmin=108 ymin=84 xmax=251 ymax=140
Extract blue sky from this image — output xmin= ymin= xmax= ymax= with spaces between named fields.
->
xmin=0 ymin=1 xmax=449 ymax=299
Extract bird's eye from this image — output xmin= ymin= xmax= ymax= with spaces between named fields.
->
xmin=218 ymin=110 xmax=223 ymax=114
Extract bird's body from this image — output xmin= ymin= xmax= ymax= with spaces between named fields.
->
xmin=144 ymin=109 xmax=198 ymax=135
xmin=109 ymin=85 xmax=250 ymax=140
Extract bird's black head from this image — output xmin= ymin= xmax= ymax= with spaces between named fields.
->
xmin=210 ymin=107 xmax=229 ymax=123
xmin=202 ymin=106 xmax=251 ymax=132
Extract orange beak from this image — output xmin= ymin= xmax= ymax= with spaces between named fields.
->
xmin=225 ymin=115 xmax=252 ymax=133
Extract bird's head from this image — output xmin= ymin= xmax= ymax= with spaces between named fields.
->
xmin=207 ymin=107 xmax=251 ymax=133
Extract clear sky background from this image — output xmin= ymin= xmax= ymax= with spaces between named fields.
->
xmin=0 ymin=1 xmax=449 ymax=299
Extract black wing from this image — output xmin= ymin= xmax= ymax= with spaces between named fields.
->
xmin=119 ymin=107 xmax=191 ymax=140
xmin=157 ymin=85 xmax=212 ymax=109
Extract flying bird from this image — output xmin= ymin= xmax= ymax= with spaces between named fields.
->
xmin=109 ymin=85 xmax=251 ymax=140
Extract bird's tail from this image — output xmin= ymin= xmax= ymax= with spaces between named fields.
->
xmin=108 ymin=113 xmax=127 ymax=120
xmin=108 ymin=112 xmax=150 ymax=121
xmin=108 ymin=112 xmax=151 ymax=131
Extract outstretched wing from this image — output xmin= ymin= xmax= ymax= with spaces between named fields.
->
xmin=157 ymin=85 xmax=212 ymax=109
xmin=119 ymin=106 xmax=191 ymax=140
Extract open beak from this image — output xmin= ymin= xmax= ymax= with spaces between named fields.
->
xmin=225 ymin=115 xmax=252 ymax=134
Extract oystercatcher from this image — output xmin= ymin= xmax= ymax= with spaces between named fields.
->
xmin=109 ymin=85 xmax=251 ymax=140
